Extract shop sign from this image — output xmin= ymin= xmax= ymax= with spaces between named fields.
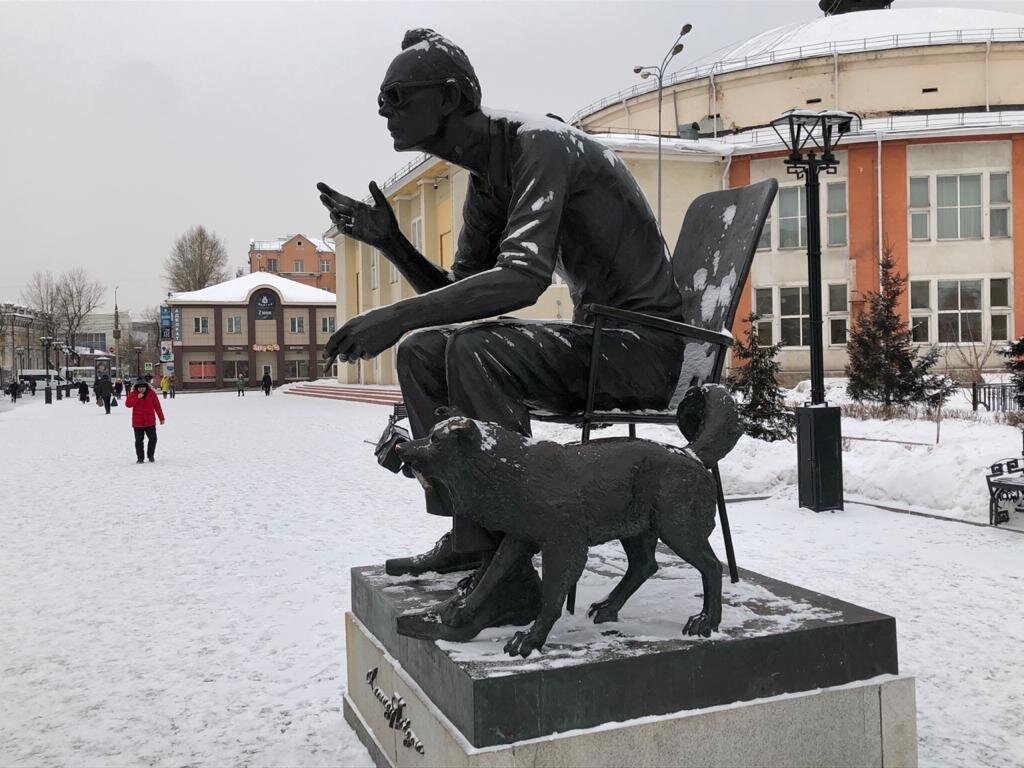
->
xmin=254 ymin=291 xmax=277 ymax=320
xmin=172 ymin=307 xmax=182 ymax=342
xmin=160 ymin=306 xmax=173 ymax=340
xmin=252 ymin=344 xmax=280 ymax=352
xmin=225 ymin=346 xmax=244 ymax=351
xmin=288 ymin=345 xmax=306 ymax=351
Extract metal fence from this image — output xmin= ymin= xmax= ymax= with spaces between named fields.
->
xmin=972 ymin=382 xmax=1020 ymax=412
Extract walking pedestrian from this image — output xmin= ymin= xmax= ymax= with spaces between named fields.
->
xmin=261 ymin=372 xmax=272 ymax=396
xmin=236 ymin=373 xmax=246 ymax=397
xmin=169 ymin=374 xmax=176 ymax=399
xmin=7 ymin=380 xmax=17 ymax=402
xmin=78 ymin=380 xmax=90 ymax=404
xmin=96 ymin=374 xmax=114 ymax=415
xmin=114 ymin=378 xmax=124 ymax=398
xmin=29 ymin=379 xmax=36 ymax=396
xmin=125 ymin=377 xmax=165 ymax=463
xmin=160 ymin=374 xmax=170 ymax=400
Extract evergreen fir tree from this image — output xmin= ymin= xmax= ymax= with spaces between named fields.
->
xmin=999 ymin=336 xmax=1024 ymax=408
xmin=727 ymin=313 xmax=794 ymax=441
xmin=845 ymin=246 xmax=953 ymax=408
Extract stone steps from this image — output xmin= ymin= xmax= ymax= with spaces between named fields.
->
xmin=284 ymin=383 xmax=403 ymax=406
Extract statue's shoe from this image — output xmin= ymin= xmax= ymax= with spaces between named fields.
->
xmin=395 ymin=562 xmax=542 ymax=642
xmin=384 ymin=531 xmax=485 ymax=576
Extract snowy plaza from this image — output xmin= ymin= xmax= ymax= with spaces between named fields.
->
xmin=0 ymin=388 xmax=1022 ymax=767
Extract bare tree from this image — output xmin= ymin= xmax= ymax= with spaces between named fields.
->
xmin=55 ymin=268 xmax=106 ymax=349
xmin=20 ymin=270 xmax=63 ymax=339
xmin=165 ymin=225 xmax=230 ymax=292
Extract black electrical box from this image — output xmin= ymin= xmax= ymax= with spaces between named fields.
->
xmin=796 ymin=405 xmax=844 ymax=512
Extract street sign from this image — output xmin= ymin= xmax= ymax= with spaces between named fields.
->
xmin=144 ymin=362 xmax=154 ymax=372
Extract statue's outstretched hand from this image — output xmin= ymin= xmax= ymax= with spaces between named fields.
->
xmin=317 ymin=180 xmax=399 ymax=251
xmin=323 ymin=307 xmax=404 ymax=364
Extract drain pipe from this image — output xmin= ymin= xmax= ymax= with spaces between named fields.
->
xmin=709 ymin=67 xmax=718 ymax=138
xmin=833 ymin=50 xmax=840 ymax=109
xmin=721 ymin=153 xmax=733 ymax=190
xmin=985 ymin=40 xmax=992 ymax=111
xmin=876 ymin=130 xmax=884 ymax=275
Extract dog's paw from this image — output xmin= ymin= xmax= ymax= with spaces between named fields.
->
xmin=587 ymin=600 xmax=619 ymax=624
xmin=682 ymin=612 xmax=718 ymax=638
xmin=504 ymin=630 xmax=544 ymax=658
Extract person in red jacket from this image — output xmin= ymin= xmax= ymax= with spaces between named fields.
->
xmin=125 ymin=377 xmax=166 ymax=463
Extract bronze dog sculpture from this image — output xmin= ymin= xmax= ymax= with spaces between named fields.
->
xmin=394 ymin=385 xmax=743 ymax=657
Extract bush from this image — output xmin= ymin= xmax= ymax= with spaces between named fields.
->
xmin=727 ymin=313 xmax=794 ymax=441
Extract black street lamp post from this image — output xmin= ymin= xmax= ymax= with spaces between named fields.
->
xmin=134 ymin=346 xmax=143 ymax=379
xmin=770 ymin=108 xmax=857 ymax=512
xmin=14 ymin=346 xmax=24 ymax=402
xmin=41 ymin=335 xmax=53 ymax=404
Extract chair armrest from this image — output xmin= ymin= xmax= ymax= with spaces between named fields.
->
xmin=583 ymin=304 xmax=734 ymax=347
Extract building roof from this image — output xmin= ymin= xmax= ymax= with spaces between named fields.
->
xmin=248 ymin=235 xmax=333 ymax=253
xmin=711 ymin=7 xmax=1024 ymax=65
xmin=167 ymin=272 xmax=336 ymax=306
xmin=573 ymin=6 xmax=1024 ymax=123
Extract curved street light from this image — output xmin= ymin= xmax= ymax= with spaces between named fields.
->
xmin=633 ymin=23 xmax=693 ymax=229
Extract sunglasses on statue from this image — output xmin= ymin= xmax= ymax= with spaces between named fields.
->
xmin=377 ymin=78 xmax=456 ymax=109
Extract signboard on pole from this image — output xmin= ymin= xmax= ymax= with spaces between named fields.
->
xmin=172 ymin=307 xmax=182 ymax=342
xmin=144 ymin=362 xmax=154 ymax=372
xmin=159 ymin=342 xmax=174 ymax=363
xmin=160 ymin=306 xmax=173 ymax=341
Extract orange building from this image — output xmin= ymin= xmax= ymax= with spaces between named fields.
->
xmin=248 ymin=234 xmax=336 ymax=293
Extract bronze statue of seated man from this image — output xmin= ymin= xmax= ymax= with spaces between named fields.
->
xmin=318 ymin=28 xmax=686 ymax=640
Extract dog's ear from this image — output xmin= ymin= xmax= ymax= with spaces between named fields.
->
xmin=434 ymin=405 xmax=467 ymax=420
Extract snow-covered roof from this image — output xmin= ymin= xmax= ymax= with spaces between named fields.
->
xmin=573 ymin=7 xmax=1024 ymax=123
xmin=591 ymin=132 xmax=733 ymax=158
xmin=712 ymin=7 xmax=1024 ymax=64
xmin=166 ymin=272 xmax=336 ymax=306
xmin=248 ymin=235 xmax=333 ymax=253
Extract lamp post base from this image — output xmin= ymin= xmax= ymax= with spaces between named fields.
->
xmin=796 ymin=405 xmax=844 ymax=512
xmin=44 ymin=387 xmax=52 ymax=404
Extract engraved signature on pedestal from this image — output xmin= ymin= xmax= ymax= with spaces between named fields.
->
xmin=366 ymin=667 xmax=425 ymax=755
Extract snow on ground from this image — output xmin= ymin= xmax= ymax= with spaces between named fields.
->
xmin=1 ymin=392 xmax=1022 ymax=767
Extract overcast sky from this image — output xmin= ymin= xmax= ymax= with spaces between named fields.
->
xmin=0 ymin=0 xmax=1017 ymax=313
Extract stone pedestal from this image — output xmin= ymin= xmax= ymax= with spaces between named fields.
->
xmin=345 ymin=546 xmax=918 ymax=767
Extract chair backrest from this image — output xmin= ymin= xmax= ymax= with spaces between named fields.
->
xmin=669 ymin=179 xmax=777 ymax=406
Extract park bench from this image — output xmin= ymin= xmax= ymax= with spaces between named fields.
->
xmin=986 ymin=457 xmax=1024 ymax=526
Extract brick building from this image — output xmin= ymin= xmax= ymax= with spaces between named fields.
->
xmin=166 ymin=272 xmax=336 ymax=390
xmin=248 ymin=234 xmax=336 ymax=293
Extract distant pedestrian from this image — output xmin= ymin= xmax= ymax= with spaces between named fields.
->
xmin=7 ymin=381 xmax=17 ymax=402
xmin=236 ymin=374 xmax=246 ymax=397
xmin=114 ymin=379 xmax=124 ymax=398
xmin=96 ymin=375 xmax=114 ymax=415
xmin=144 ymin=373 xmax=153 ymax=386
xmin=29 ymin=379 xmax=36 ymax=396
xmin=169 ymin=374 xmax=176 ymax=399
xmin=78 ymin=380 xmax=90 ymax=404
xmin=125 ymin=377 xmax=165 ymax=463
xmin=261 ymin=372 xmax=272 ymax=396
xmin=160 ymin=374 xmax=170 ymax=400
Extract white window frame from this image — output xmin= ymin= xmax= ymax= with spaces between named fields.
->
xmin=226 ymin=315 xmax=242 ymax=334
xmin=284 ymin=358 xmax=309 ymax=380
xmin=777 ymin=186 xmax=807 ymax=250
xmin=756 ymin=204 xmax=772 ymax=251
xmin=753 ymin=286 xmax=774 ymax=344
xmin=778 ymin=284 xmax=811 ymax=347
xmin=370 ymin=249 xmax=380 ymax=290
xmin=193 ymin=316 xmax=209 ymax=334
xmin=826 ymin=282 xmax=849 ymax=346
xmin=825 ymin=182 xmax=847 ymax=248
xmin=989 ymin=171 xmax=1012 ymax=239
xmin=909 ymin=176 xmax=931 ymax=241
xmin=294 ymin=259 xmax=305 ymax=272
xmin=936 ymin=174 xmax=983 ymax=241
xmin=289 ymin=315 xmax=305 ymax=334
xmin=321 ymin=315 xmax=336 ymax=334
xmin=909 ymin=276 xmax=1011 ymax=345
xmin=410 ymin=217 xmax=424 ymax=253
xmin=320 ymin=258 xmax=331 ymax=273
xmin=266 ymin=258 xmax=278 ymax=272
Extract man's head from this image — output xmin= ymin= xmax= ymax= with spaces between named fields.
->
xmin=378 ymin=28 xmax=481 ymax=151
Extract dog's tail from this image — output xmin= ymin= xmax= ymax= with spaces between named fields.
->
xmin=676 ymin=384 xmax=743 ymax=468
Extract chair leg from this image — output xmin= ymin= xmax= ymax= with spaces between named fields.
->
xmin=712 ymin=465 xmax=739 ymax=584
